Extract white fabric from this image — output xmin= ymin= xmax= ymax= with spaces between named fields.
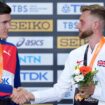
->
xmin=31 ymin=43 xmax=105 ymax=104
xmin=98 ymin=101 xmax=105 ymax=105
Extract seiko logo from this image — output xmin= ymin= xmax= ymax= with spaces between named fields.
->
xmin=57 ymin=36 xmax=87 ymax=48
xmin=10 ymin=20 xmax=53 ymax=32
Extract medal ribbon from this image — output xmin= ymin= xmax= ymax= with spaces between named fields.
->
xmin=89 ymin=37 xmax=105 ymax=68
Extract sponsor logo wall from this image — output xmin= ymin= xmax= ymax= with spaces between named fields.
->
xmin=5 ymin=0 xmax=105 ymax=105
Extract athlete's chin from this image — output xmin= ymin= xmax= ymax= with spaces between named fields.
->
xmin=79 ymin=33 xmax=89 ymax=39
xmin=79 ymin=34 xmax=84 ymax=39
xmin=0 ymin=35 xmax=8 ymax=40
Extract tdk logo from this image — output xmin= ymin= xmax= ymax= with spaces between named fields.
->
xmin=21 ymin=70 xmax=53 ymax=82
xmin=11 ymin=5 xmax=28 ymax=13
xmin=21 ymin=72 xmax=48 ymax=80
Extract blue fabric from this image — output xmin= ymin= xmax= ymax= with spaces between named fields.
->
xmin=14 ymin=51 xmax=21 ymax=88
xmin=0 ymin=83 xmax=13 ymax=93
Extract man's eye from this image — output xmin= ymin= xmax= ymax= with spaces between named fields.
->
xmin=3 ymin=21 xmax=8 ymax=24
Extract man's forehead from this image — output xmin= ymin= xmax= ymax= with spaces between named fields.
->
xmin=0 ymin=14 xmax=11 ymax=22
xmin=80 ymin=11 xmax=91 ymax=20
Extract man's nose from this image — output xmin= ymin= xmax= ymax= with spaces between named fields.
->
xmin=6 ymin=22 xmax=11 ymax=29
xmin=76 ymin=22 xmax=80 ymax=29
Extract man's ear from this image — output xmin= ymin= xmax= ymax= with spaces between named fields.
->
xmin=92 ymin=21 xmax=99 ymax=31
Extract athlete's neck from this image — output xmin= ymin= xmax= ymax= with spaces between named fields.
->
xmin=88 ymin=34 xmax=103 ymax=51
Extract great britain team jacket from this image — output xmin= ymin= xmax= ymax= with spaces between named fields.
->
xmin=0 ymin=39 xmax=21 ymax=104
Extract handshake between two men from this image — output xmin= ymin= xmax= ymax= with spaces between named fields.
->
xmin=10 ymin=87 xmax=35 ymax=105
xmin=2 ymin=83 xmax=95 ymax=105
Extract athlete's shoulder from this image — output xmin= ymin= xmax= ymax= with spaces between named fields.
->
xmin=5 ymin=40 xmax=16 ymax=47
xmin=70 ymin=44 xmax=88 ymax=55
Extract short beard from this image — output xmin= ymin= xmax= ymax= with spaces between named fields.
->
xmin=79 ymin=29 xmax=93 ymax=39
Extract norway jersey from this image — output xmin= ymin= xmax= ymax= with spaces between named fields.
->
xmin=0 ymin=40 xmax=21 ymax=96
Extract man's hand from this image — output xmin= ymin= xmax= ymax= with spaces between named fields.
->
xmin=10 ymin=87 xmax=35 ymax=105
xmin=75 ymin=83 xmax=95 ymax=101
xmin=79 ymin=83 xmax=95 ymax=98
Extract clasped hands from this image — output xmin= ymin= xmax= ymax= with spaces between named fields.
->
xmin=10 ymin=87 xmax=35 ymax=105
xmin=75 ymin=83 xmax=95 ymax=101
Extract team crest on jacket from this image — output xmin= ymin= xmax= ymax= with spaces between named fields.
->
xmin=97 ymin=60 xmax=105 ymax=67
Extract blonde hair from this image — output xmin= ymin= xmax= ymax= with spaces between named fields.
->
xmin=81 ymin=4 xmax=105 ymax=21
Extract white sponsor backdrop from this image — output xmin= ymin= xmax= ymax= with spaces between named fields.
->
xmin=19 ymin=53 xmax=53 ymax=65
xmin=7 ymin=36 xmax=53 ymax=49
xmin=7 ymin=3 xmax=53 ymax=15
xmin=57 ymin=53 xmax=69 ymax=65
xmin=21 ymin=70 xmax=53 ymax=82
xmin=57 ymin=19 xmax=79 ymax=32
xmin=5 ymin=0 xmax=105 ymax=105
xmin=57 ymin=2 xmax=104 ymax=15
